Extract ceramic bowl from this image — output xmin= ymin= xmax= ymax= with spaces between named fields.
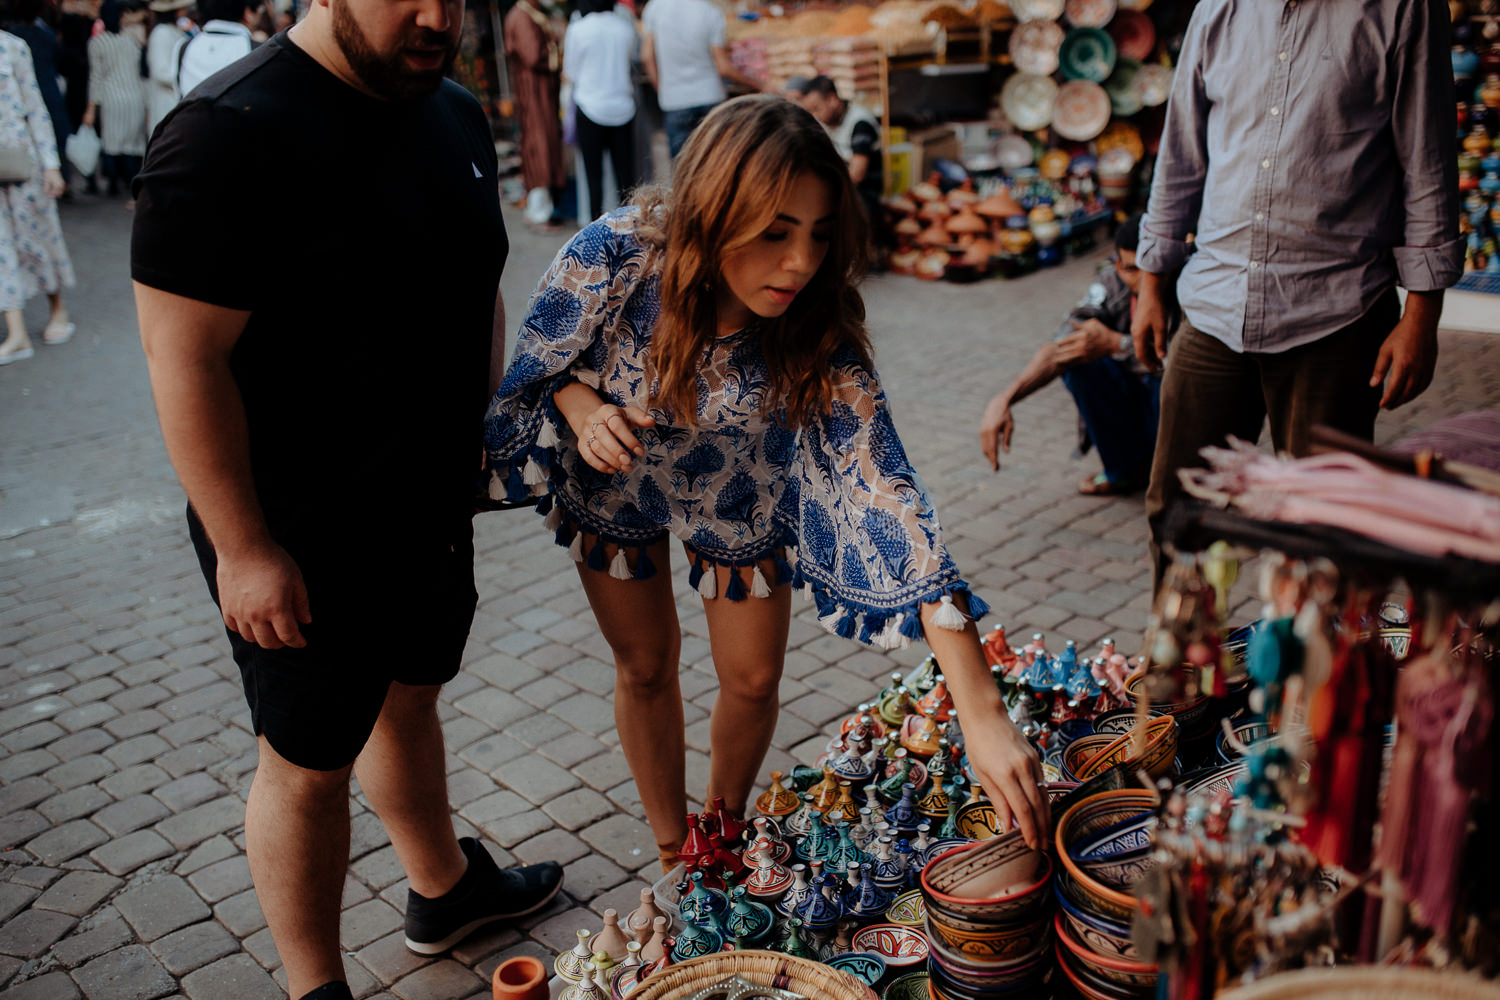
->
xmin=920 ymin=833 xmax=1054 ymax=925
xmin=1073 ymin=802 xmax=1156 ymax=859
xmin=1065 ymin=0 xmax=1115 ymax=27
xmin=1215 ymin=716 xmax=1271 ymax=763
xmin=955 ymin=800 xmax=999 ymax=840
xmin=925 ymin=910 xmax=1053 ymax=964
xmin=1056 ymin=952 xmax=1144 ymax=1000
xmin=1092 ymin=707 xmax=1154 ymax=736
xmin=826 ymin=951 xmax=886 ymax=987
xmin=885 ymin=888 xmax=925 ymax=927
xmin=926 ymin=920 xmax=1054 ymax=988
xmin=1055 ymin=911 xmax=1159 ymax=991
xmin=1106 ymin=8 xmax=1155 ymax=59
xmin=1060 ymin=27 xmax=1117 ymax=82
xmin=1077 ymin=716 xmax=1177 ymax=781
xmin=1180 ymin=760 xmax=1248 ymax=800
xmin=1000 ymin=72 xmax=1059 ymax=131
xmin=1105 ymin=59 xmax=1143 ymax=115
xmin=929 ymin=958 xmax=1053 ymax=1000
xmin=1055 ymin=794 xmax=1157 ymax=925
xmin=851 ymin=923 xmax=929 ymax=969
xmin=1054 ymin=881 xmax=1137 ymax=960
xmin=882 ymin=970 xmax=929 ymax=1000
xmin=922 ymin=837 xmax=973 ymax=866
xmin=1010 ymin=19 xmax=1066 ymax=76
xmin=1053 ymin=80 xmax=1113 ymax=141
xmin=1135 ymin=62 xmax=1173 ymax=106
xmin=1062 ymin=733 xmax=1118 ymax=780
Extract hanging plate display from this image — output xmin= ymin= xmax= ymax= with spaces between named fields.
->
xmin=1105 ymin=58 xmax=1142 ymax=115
xmin=1135 ymin=62 xmax=1173 ymax=106
xmin=1011 ymin=0 xmax=1066 ymax=21
xmin=1053 ymin=79 xmax=1113 ymax=140
xmin=1059 ymin=26 xmax=1117 ymax=82
xmin=1107 ymin=8 xmax=1155 ymax=59
xmin=1064 ymin=0 xmax=1116 ymax=27
xmin=996 ymin=131 xmax=1037 ymax=167
xmin=1010 ymin=18 xmax=1066 ymax=75
xmin=1000 ymin=72 xmax=1060 ymax=131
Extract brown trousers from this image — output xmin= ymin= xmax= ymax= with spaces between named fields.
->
xmin=1145 ymin=290 xmax=1400 ymax=588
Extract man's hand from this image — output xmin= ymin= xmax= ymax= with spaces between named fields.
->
xmin=1133 ymin=272 xmax=1170 ymax=372
xmin=216 ymin=542 xmax=311 ymax=649
xmin=1370 ymin=292 xmax=1442 ymax=410
xmin=1054 ymin=318 xmax=1119 ymax=366
xmin=979 ymin=392 xmax=1016 ymax=471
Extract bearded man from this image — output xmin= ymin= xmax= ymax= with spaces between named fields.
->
xmin=130 ymin=0 xmax=563 ymax=994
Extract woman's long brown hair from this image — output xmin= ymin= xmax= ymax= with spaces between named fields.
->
xmin=633 ymin=95 xmax=873 ymax=430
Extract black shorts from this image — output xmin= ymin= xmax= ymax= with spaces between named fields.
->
xmin=187 ymin=507 xmax=478 ymax=771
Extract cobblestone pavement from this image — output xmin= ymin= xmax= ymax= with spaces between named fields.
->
xmin=3 ymin=195 xmax=1499 ymax=1000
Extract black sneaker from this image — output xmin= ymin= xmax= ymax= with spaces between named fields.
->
xmin=403 ymin=837 xmax=564 ymax=955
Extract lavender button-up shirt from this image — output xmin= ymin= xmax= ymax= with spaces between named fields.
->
xmin=1138 ymin=0 xmax=1463 ymax=354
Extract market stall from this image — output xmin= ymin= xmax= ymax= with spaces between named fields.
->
xmin=533 ymin=437 xmax=1500 ymax=1000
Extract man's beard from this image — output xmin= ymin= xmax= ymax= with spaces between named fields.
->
xmin=331 ymin=0 xmax=456 ymax=100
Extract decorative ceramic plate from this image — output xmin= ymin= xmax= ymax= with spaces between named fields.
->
xmin=1040 ymin=149 xmax=1072 ymax=179
xmin=1009 ymin=19 xmax=1065 ymax=76
xmin=1000 ymin=72 xmax=1059 ymax=130
xmin=1011 ymin=0 xmax=1065 ymax=20
xmin=886 ymin=889 xmax=926 ymax=927
xmin=956 ymin=800 xmax=999 ymax=840
xmin=1105 ymin=58 xmax=1142 ymax=114
xmin=1107 ymin=8 xmax=1155 ymax=59
xmin=1134 ymin=62 xmax=1173 ymax=106
xmin=1096 ymin=120 xmax=1145 ymax=160
xmin=995 ymin=132 xmax=1036 ymax=168
xmin=1054 ymin=80 xmax=1113 ymax=140
xmin=1059 ymin=27 xmax=1117 ymax=82
xmin=882 ymin=971 xmax=930 ymax=1000
xmin=851 ymin=923 xmax=929 ymax=968
xmin=1064 ymin=0 xmax=1115 ymax=27
xmin=827 ymin=951 xmax=887 ymax=987
xmin=1098 ymin=144 xmax=1138 ymax=175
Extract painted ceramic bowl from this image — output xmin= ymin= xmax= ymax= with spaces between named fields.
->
xmin=995 ymin=132 xmax=1035 ymax=168
xmin=1055 ymin=911 xmax=1159 ymax=991
xmin=926 ymin=920 xmax=1054 ymax=989
xmin=882 ymin=970 xmax=930 ymax=1000
xmin=851 ymin=923 xmax=929 ymax=969
xmin=1053 ymin=80 xmax=1113 ymax=141
xmin=1010 ymin=19 xmax=1066 ymax=76
xmin=1062 ymin=733 xmax=1118 ymax=781
xmin=1215 ymin=716 xmax=1272 ymax=763
xmin=1106 ymin=8 xmax=1154 ymax=59
xmin=921 ymin=833 xmax=1054 ymax=925
xmin=922 ymin=837 xmax=974 ymax=865
xmin=1054 ymin=881 xmax=1137 ymax=960
xmin=826 ymin=951 xmax=886 ymax=987
xmin=1076 ymin=716 xmax=1178 ymax=781
xmin=925 ymin=910 xmax=1053 ymax=964
xmin=1000 ymin=72 xmax=1059 ymax=131
xmin=955 ymin=800 xmax=999 ymax=840
xmin=885 ymin=889 xmax=925 ymax=927
xmin=929 ymin=958 xmax=1053 ymax=1000
xmin=1134 ymin=62 xmax=1173 ymax=106
xmin=1065 ymin=0 xmax=1115 ymax=27
xmin=1092 ymin=707 xmax=1154 ymax=736
xmin=1060 ymin=27 xmax=1117 ymax=82
xmin=1105 ymin=59 xmax=1143 ymax=115
xmin=1055 ymin=792 xmax=1159 ymax=925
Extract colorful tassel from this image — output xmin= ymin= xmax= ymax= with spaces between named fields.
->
xmin=724 ymin=566 xmax=747 ymax=601
xmin=833 ymin=610 xmax=857 ymax=639
xmin=587 ymin=537 xmax=608 ymax=572
xmin=750 ymin=565 xmax=772 ymax=598
xmin=506 ymin=466 xmax=525 ymax=498
xmin=899 ymin=613 xmax=926 ymax=642
xmin=488 ymin=470 xmax=506 ymax=501
xmin=544 ymin=504 xmax=563 ymax=533
xmin=688 ymin=558 xmax=704 ymax=592
xmin=966 ymin=591 xmax=992 ymax=620
xmin=818 ymin=608 xmax=845 ymax=633
xmin=522 ymin=456 xmax=546 ymax=486
xmin=859 ymin=613 xmax=890 ymax=645
xmin=568 ymin=531 xmax=584 ymax=562
xmin=609 ymin=548 xmax=632 ymax=580
xmin=877 ymin=617 xmax=908 ymax=650
xmin=813 ymin=588 xmax=838 ymax=619
xmin=536 ymin=419 xmax=559 ymax=448
xmin=634 ymin=548 xmax=656 ymax=580
xmin=773 ymin=553 xmax=794 ymax=586
xmin=536 ymin=493 xmax=553 ymax=516
xmin=932 ymin=593 xmax=967 ymax=631
xmin=697 ymin=564 xmax=717 ymax=599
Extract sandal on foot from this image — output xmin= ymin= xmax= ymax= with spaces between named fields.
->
xmin=43 ymin=321 xmax=74 ymax=345
xmin=0 ymin=344 xmax=34 ymax=366
xmin=1078 ymin=473 xmax=1138 ymax=497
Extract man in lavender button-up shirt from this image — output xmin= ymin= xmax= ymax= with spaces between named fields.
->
xmin=1131 ymin=0 xmax=1463 ymax=585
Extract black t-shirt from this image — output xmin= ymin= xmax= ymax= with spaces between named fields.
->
xmin=849 ymin=119 xmax=882 ymax=200
xmin=132 ymin=32 xmax=507 ymax=558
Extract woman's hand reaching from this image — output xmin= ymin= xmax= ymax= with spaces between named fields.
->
xmin=577 ymin=404 xmax=655 ymax=473
xmin=965 ymin=710 xmax=1050 ymax=850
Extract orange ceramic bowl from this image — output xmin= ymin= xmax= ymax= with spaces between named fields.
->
xmin=1055 ymin=790 xmax=1160 ymax=925
xmin=1055 ymin=911 xmax=1159 ymax=992
xmin=1076 ymin=716 xmax=1177 ymax=781
xmin=921 ymin=834 xmax=1054 ymax=925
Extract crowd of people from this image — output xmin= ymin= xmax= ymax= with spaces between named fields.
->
xmin=0 ymin=0 xmax=1463 ymax=994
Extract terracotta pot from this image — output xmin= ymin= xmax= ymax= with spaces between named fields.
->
xmin=491 ymin=956 xmax=548 ymax=1000
xmin=946 ymin=207 xmax=988 ymax=237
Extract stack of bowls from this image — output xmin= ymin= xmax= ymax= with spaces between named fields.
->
xmin=920 ymin=831 xmax=1057 ymax=998
xmin=1053 ymin=790 xmax=1160 ymax=998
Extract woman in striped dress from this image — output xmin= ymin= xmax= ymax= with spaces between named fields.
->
xmin=81 ymin=0 xmax=146 ymax=199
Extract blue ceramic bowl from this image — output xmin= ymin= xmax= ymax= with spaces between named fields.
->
xmin=826 ymin=951 xmax=886 ymax=987
xmin=1053 ymin=880 xmax=1138 ymax=960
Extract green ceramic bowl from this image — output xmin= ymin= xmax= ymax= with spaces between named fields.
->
xmin=883 ymin=970 xmax=930 ymax=1000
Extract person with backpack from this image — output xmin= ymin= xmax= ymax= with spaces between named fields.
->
xmin=176 ymin=0 xmax=256 ymax=96
xmin=144 ymin=0 xmax=193 ymax=134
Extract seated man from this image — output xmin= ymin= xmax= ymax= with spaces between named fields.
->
xmin=796 ymin=75 xmax=881 ymax=218
xmin=979 ymin=215 xmax=1177 ymax=495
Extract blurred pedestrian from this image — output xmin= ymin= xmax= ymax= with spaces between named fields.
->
xmin=82 ymin=0 xmax=146 ymax=199
xmin=0 ymin=28 xmax=75 ymax=364
xmin=640 ymin=0 xmax=761 ymax=156
xmin=503 ymin=0 xmax=563 ymax=227
xmin=144 ymin=0 xmax=192 ymax=134
xmin=562 ymin=0 xmax=637 ymax=222
xmin=176 ymin=0 xmax=255 ymax=96
xmin=4 ymin=0 xmax=72 ymax=190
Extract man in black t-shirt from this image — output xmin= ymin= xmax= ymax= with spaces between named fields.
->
xmin=131 ymin=0 xmax=562 ymax=995
xmin=798 ymin=74 xmax=884 ymax=251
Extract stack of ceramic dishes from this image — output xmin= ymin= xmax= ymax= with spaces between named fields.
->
xmin=1053 ymin=790 xmax=1160 ymax=999
xmin=1061 ymin=716 xmax=1177 ymax=783
xmin=920 ymin=831 xmax=1057 ymax=998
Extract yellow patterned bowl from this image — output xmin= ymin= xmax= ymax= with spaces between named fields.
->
xmin=886 ymin=889 xmax=925 ymax=927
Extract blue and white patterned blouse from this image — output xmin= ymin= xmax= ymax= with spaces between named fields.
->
xmin=483 ymin=209 xmax=988 ymax=649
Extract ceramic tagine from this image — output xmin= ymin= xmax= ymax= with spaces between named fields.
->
xmin=755 ymin=770 xmax=800 ymax=819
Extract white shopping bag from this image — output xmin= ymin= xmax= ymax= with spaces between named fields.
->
xmin=64 ymin=125 xmax=100 ymax=179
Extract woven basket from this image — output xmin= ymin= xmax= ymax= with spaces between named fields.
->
xmin=1215 ymin=968 xmax=1500 ymax=1000
xmin=630 ymin=949 xmax=879 ymax=1000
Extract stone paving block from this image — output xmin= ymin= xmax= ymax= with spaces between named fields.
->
xmin=104 ymin=734 xmax=171 ymax=769
xmin=94 ymin=795 xmax=172 ymax=838
xmin=91 ymin=829 xmax=175 ymax=876
xmin=0 ymin=971 xmax=80 ymax=1000
xmin=156 ymin=682 xmax=240 ymax=723
xmin=104 ymin=709 xmax=171 ymax=741
xmin=152 ymin=773 xmax=224 ymax=813
xmin=107 ymin=682 xmax=171 ymax=714
xmin=38 ymin=785 xmax=112 ymax=824
xmin=100 ymin=764 xmax=170 ymax=800
xmin=0 ymin=884 xmax=36 ymax=923
xmin=495 ymin=755 xmax=580 ymax=805
xmin=542 ymin=788 xmax=615 ymax=832
xmin=74 ymin=944 xmax=177 ymax=1000
xmin=350 ymin=845 xmax=404 ymax=892
xmin=53 ymin=700 xmax=121 ymax=732
xmin=512 ymin=828 xmax=589 ymax=869
xmin=150 ymin=919 xmax=240 ymax=976
xmin=155 ymin=742 xmax=226 ymax=779
xmin=43 ymin=754 xmax=114 ymax=791
xmin=577 ymin=814 xmax=653 ymax=871
xmin=526 ymin=905 xmax=601 ymax=954
xmin=349 ymin=812 xmax=392 ymax=860
xmin=51 ymin=916 xmax=133 ymax=968
xmin=156 ymin=717 xmax=220 ymax=749
xmin=185 ymin=856 xmax=251 ymax=904
xmin=443 ymin=768 xmax=496 ymax=809
xmin=47 ymin=727 xmax=114 ymax=762
xmin=155 ymin=795 xmax=243 ymax=849
xmin=173 ymin=836 xmax=236 ymax=877
xmin=440 ymin=716 xmax=493 ymax=758
xmin=536 ymin=731 xmax=607 ymax=770
xmin=181 ymin=954 xmax=282 ymax=1000
xmin=0 ymin=907 xmax=76 ymax=957
xmin=0 ymin=778 xmax=53 ymax=817
xmin=0 ymin=750 xmax=57 ymax=783
xmin=558 ymin=853 xmax=629 ymax=902
xmin=571 ymin=752 xmax=632 ymax=793
xmin=240 ymin=926 xmax=279 ymax=970
xmin=354 ymin=930 xmax=434 ymax=985
xmin=340 ymin=899 xmax=403 ymax=951
xmin=115 ymin=874 xmax=212 ymax=941
xmin=450 ymin=688 xmax=531 ymax=729
xmin=214 ymin=887 xmax=266 ymax=937
xmin=24 ymin=818 xmax=107 ymax=864
xmin=33 ymin=870 xmax=121 ymax=916
xmin=391 ymin=959 xmax=484 ymax=1000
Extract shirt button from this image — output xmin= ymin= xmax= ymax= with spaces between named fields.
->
xmin=1270 ymin=106 xmax=1280 ymax=116
xmin=1261 ymin=158 xmax=1271 ymax=169
xmin=1279 ymin=51 xmax=1288 ymax=61
xmin=1255 ymin=212 xmax=1264 ymax=220
xmin=1250 ymin=261 xmax=1260 ymax=270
